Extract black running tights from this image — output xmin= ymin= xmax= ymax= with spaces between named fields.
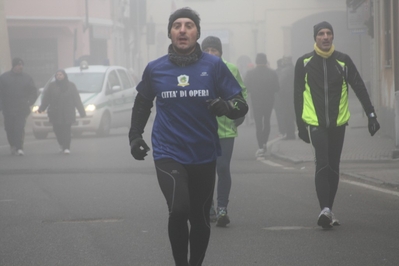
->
xmin=309 ymin=125 xmax=346 ymax=210
xmin=155 ymin=158 xmax=216 ymax=266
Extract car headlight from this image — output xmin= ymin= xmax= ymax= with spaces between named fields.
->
xmin=32 ymin=105 xmax=39 ymax=113
xmin=85 ymin=104 xmax=96 ymax=112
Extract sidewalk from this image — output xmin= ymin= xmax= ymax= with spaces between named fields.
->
xmin=268 ymin=111 xmax=399 ymax=188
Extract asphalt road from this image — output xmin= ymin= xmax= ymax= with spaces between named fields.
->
xmin=1 ymin=123 xmax=399 ymax=266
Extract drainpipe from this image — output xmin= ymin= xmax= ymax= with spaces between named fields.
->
xmin=0 ymin=0 xmax=11 ymax=73
xmin=394 ymin=91 xmax=399 ymax=158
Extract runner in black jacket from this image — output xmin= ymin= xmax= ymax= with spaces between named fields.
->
xmin=294 ymin=21 xmax=380 ymax=229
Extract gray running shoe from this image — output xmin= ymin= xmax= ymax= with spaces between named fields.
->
xmin=216 ymin=207 xmax=230 ymax=227
xmin=255 ymin=148 xmax=265 ymax=158
xmin=331 ymin=212 xmax=340 ymax=226
xmin=317 ymin=207 xmax=333 ymax=229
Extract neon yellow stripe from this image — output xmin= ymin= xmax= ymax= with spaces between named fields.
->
xmin=302 ymin=56 xmax=319 ymax=126
xmin=336 ymin=60 xmax=350 ymax=125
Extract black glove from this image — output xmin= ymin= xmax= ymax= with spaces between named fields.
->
xmin=234 ymin=116 xmax=245 ymax=127
xmin=207 ymin=98 xmax=234 ymax=117
xmin=368 ymin=117 xmax=380 ymax=136
xmin=298 ymin=126 xmax=310 ymax=144
xmin=130 ymin=137 xmax=150 ymax=160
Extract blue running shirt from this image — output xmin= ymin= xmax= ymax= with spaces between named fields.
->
xmin=137 ymin=52 xmax=242 ymax=164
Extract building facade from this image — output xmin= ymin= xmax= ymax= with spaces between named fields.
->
xmin=4 ymin=0 xmax=129 ymax=88
xmin=371 ymin=0 xmax=399 ymax=147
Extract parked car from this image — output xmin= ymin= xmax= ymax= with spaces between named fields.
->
xmin=31 ymin=64 xmax=137 ymax=139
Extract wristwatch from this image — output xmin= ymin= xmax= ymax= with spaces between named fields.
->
xmin=368 ymin=112 xmax=376 ymax=118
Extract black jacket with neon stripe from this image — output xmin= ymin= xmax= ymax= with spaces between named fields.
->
xmin=294 ymin=50 xmax=374 ymax=129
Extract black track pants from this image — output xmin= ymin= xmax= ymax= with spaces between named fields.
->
xmin=216 ymin=137 xmax=234 ymax=208
xmin=3 ymin=113 xmax=26 ymax=150
xmin=310 ymin=125 xmax=346 ymax=210
xmin=253 ymin=104 xmax=274 ymax=149
xmin=155 ymin=158 xmax=216 ymax=266
xmin=52 ymin=122 xmax=72 ymax=150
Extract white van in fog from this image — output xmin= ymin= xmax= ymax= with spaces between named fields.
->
xmin=31 ymin=64 xmax=137 ymax=139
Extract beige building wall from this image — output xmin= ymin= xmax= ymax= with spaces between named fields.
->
xmin=3 ymin=0 xmax=126 ymax=87
xmin=371 ymin=0 xmax=397 ymax=140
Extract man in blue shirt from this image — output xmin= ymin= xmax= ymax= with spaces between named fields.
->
xmin=128 ymin=7 xmax=248 ymax=266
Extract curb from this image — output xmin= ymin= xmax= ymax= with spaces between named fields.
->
xmin=341 ymin=171 xmax=399 ymax=193
xmin=268 ymin=139 xmax=398 ymax=190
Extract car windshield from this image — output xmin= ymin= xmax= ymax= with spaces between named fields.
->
xmin=67 ymin=72 xmax=105 ymax=93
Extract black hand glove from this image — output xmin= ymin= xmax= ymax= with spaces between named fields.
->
xmin=207 ymin=98 xmax=234 ymax=117
xmin=234 ymin=116 xmax=245 ymax=127
xmin=368 ymin=117 xmax=380 ymax=136
xmin=130 ymin=137 xmax=150 ymax=160
xmin=298 ymin=127 xmax=310 ymax=144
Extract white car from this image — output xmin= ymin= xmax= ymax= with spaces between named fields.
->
xmin=31 ymin=64 xmax=137 ymax=139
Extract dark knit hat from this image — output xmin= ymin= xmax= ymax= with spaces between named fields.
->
xmin=12 ymin=57 xmax=24 ymax=68
xmin=255 ymin=53 xmax=267 ymax=65
xmin=168 ymin=7 xmax=201 ymax=38
xmin=313 ymin=21 xmax=334 ymax=40
xmin=201 ymin=36 xmax=222 ymax=55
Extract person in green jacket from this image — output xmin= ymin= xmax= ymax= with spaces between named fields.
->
xmin=201 ymin=36 xmax=248 ymax=227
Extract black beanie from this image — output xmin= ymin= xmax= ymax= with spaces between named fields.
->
xmin=201 ymin=36 xmax=222 ymax=55
xmin=255 ymin=53 xmax=267 ymax=65
xmin=313 ymin=21 xmax=334 ymax=40
xmin=12 ymin=57 xmax=24 ymax=68
xmin=168 ymin=7 xmax=201 ymax=38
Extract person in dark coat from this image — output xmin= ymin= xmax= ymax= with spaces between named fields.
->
xmin=38 ymin=69 xmax=86 ymax=154
xmin=244 ymin=53 xmax=280 ymax=157
xmin=0 ymin=58 xmax=37 ymax=155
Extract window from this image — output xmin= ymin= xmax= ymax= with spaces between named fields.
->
xmin=117 ymin=69 xmax=133 ymax=90
xmin=108 ymin=70 xmax=121 ymax=92
xmin=384 ymin=0 xmax=392 ymax=67
xmin=68 ymin=73 xmax=105 ymax=93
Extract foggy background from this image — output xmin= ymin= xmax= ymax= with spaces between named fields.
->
xmin=1 ymin=0 xmax=372 ymax=89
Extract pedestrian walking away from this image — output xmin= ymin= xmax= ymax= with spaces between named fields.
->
xmin=244 ymin=53 xmax=279 ymax=158
xmin=294 ymin=21 xmax=380 ymax=229
xmin=38 ymin=69 xmax=86 ymax=154
xmin=128 ymin=7 xmax=248 ymax=266
xmin=201 ymin=35 xmax=248 ymax=227
xmin=0 ymin=58 xmax=37 ymax=156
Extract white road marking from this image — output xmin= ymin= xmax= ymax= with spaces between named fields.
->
xmin=341 ymin=179 xmax=399 ymax=197
xmin=263 ymin=226 xmax=313 ymax=231
xmin=258 ymin=158 xmax=283 ymax=167
xmin=44 ymin=218 xmax=123 ymax=224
